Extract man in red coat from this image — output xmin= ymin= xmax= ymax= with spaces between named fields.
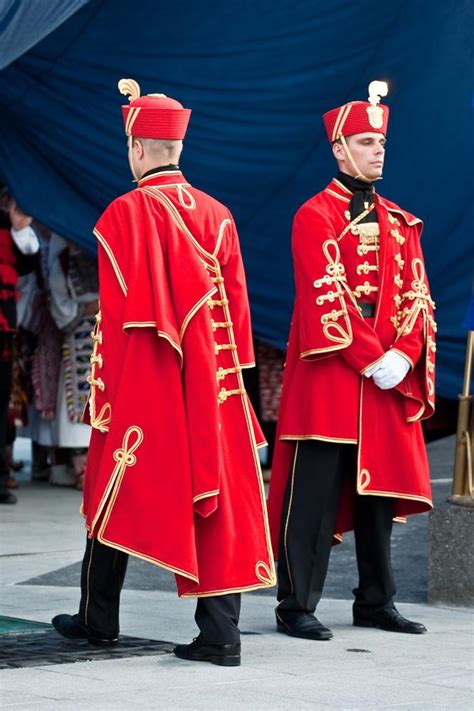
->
xmin=267 ymin=82 xmax=436 ymax=640
xmin=52 ymin=79 xmax=275 ymax=666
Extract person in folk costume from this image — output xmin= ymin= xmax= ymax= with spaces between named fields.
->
xmin=0 ymin=190 xmax=39 ymax=504
xmin=52 ymin=78 xmax=275 ymax=666
xmin=267 ymin=81 xmax=436 ymax=640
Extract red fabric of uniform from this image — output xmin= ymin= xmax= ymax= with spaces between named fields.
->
xmin=267 ymin=179 xmax=436 ymax=556
xmin=82 ymin=169 xmax=275 ymax=596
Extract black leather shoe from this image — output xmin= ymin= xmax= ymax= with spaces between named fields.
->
xmin=276 ymin=611 xmax=333 ymax=640
xmin=173 ymin=637 xmax=241 ymax=666
xmin=51 ymin=614 xmax=119 ymax=646
xmin=353 ymin=607 xmax=427 ymax=634
xmin=0 ymin=491 xmax=17 ymax=504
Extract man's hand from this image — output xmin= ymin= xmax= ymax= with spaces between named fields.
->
xmin=8 ymin=200 xmax=32 ymax=230
xmin=372 ymin=351 xmax=410 ymax=390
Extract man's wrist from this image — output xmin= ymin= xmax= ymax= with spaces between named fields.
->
xmin=390 ymin=348 xmax=414 ymax=372
xmin=361 ymin=353 xmax=385 ymax=378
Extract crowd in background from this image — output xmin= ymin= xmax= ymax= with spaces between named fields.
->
xmin=0 ymin=182 xmax=98 ymax=503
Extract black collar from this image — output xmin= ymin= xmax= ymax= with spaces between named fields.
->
xmin=140 ymin=164 xmax=180 ymax=180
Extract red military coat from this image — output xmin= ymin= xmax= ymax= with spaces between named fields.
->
xmin=267 ymin=177 xmax=436 ymax=554
xmin=82 ymin=168 xmax=275 ymax=596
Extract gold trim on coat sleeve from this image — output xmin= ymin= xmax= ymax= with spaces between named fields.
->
xmin=192 ymin=490 xmax=220 ymax=504
xmin=390 ymin=348 xmax=415 ymax=371
xmin=360 ymin=354 xmax=385 ymax=376
xmin=279 ymin=434 xmax=358 ymax=444
xmin=122 ymin=321 xmax=183 ymax=364
xmin=300 ymin=343 xmax=350 ymax=358
xmin=406 ymin=402 xmax=426 ymax=422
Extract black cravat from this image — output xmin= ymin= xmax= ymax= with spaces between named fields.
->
xmin=337 ymin=172 xmax=377 ymax=222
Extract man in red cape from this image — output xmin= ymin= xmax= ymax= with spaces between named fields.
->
xmin=52 ymin=79 xmax=275 ymax=666
xmin=267 ymin=82 xmax=436 ymax=640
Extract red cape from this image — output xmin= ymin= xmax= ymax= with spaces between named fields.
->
xmin=82 ymin=170 xmax=275 ymax=595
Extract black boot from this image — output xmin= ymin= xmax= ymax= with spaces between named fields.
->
xmin=174 ymin=636 xmax=241 ymax=667
xmin=276 ymin=610 xmax=333 ymax=640
xmin=353 ymin=606 xmax=427 ymax=634
xmin=0 ymin=490 xmax=17 ymax=504
xmin=52 ymin=614 xmax=119 ymax=646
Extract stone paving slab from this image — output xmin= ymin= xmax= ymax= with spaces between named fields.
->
xmin=0 ymin=591 xmax=472 ymax=709
xmin=0 ymin=435 xmax=472 ymax=710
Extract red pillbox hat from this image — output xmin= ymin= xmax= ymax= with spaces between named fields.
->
xmin=119 ymin=78 xmax=191 ymax=140
xmin=323 ymin=81 xmax=389 ymax=143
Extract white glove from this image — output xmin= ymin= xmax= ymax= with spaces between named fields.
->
xmin=372 ymin=350 xmax=410 ymax=390
xmin=363 ymin=358 xmax=384 ymax=378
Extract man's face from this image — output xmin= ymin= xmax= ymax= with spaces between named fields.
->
xmin=336 ymin=132 xmax=386 ymax=180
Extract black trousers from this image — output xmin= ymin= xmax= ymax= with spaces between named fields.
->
xmin=277 ymin=440 xmax=396 ymax=617
xmin=77 ymin=536 xmax=241 ymax=643
xmin=0 ymin=358 xmax=13 ymax=494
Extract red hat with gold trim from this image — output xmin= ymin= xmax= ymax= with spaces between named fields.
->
xmin=118 ymin=78 xmax=191 ymax=140
xmin=323 ymin=81 xmax=389 ymax=143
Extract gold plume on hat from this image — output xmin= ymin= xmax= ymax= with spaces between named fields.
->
xmin=118 ymin=78 xmax=141 ymax=102
xmin=368 ymin=80 xmax=388 ymax=106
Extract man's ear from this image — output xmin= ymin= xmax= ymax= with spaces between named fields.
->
xmin=132 ymin=138 xmax=144 ymax=159
xmin=332 ymin=141 xmax=345 ymax=161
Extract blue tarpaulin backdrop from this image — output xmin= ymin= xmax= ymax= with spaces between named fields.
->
xmin=0 ymin=0 xmax=472 ymax=399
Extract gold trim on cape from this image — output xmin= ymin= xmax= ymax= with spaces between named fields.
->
xmin=135 ymin=183 xmax=276 ymax=591
xmin=94 ymin=229 xmax=127 ymax=296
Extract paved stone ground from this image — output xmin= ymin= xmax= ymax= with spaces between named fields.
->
xmin=0 ymin=435 xmax=472 ymax=710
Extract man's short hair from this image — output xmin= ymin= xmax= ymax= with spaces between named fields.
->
xmin=133 ymin=137 xmax=182 ymax=160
